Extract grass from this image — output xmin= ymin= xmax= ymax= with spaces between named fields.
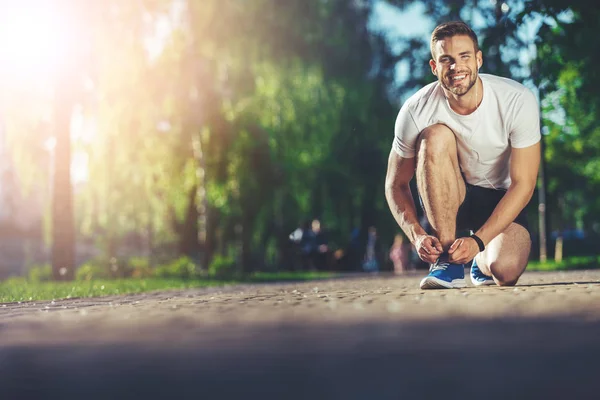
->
xmin=250 ymin=271 xmax=336 ymax=282
xmin=0 ymin=271 xmax=336 ymax=303
xmin=527 ymin=256 xmax=600 ymax=271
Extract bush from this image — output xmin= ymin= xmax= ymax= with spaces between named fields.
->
xmin=2 ymin=276 xmax=27 ymax=285
xmin=28 ymin=264 xmax=52 ymax=282
xmin=154 ymin=256 xmax=198 ymax=279
xmin=74 ymin=257 xmax=132 ymax=280
xmin=128 ymin=257 xmax=153 ymax=279
xmin=76 ymin=263 xmax=110 ymax=281
xmin=107 ymin=257 xmax=133 ymax=278
xmin=209 ymin=254 xmax=237 ymax=278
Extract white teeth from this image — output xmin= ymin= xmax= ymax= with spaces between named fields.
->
xmin=452 ymin=75 xmax=466 ymax=81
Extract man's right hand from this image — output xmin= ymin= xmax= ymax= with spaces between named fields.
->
xmin=414 ymin=235 xmax=443 ymax=264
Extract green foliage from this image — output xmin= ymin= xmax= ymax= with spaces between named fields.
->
xmin=74 ymin=257 xmax=140 ymax=280
xmin=154 ymin=256 xmax=198 ymax=279
xmin=0 ymin=270 xmax=337 ymax=303
xmin=532 ymin=1 xmax=600 ymax=233
xmin=208 ymin=254 xmax=237 ymax=278
xmin=128 ymin=257 xmax=153 ymax=279
xmin=528 ymin=256 xmax=600 ymax=271
xmin=3 ymin=276 xmax=28 ymax=286
xmin=28 ymin=265 xmax=53 ymax=283
xmin=0 ymin=278 xmax=223 ymax=303
xmin=250 ymin=271 xmax=335 ymax=282
xmin=76 ymin=263 xmax=110 ymax=281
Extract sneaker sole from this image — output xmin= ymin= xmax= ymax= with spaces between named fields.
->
xmin=471 ymin=278 xmax=496 ymax=287
xmin=420 ymin=277 xmax=466 ymax=289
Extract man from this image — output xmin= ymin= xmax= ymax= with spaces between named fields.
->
xmin=300 ymin=219 xmax=329 ymax=270
xmin=384 ymin=21 xmax=541 ymax=289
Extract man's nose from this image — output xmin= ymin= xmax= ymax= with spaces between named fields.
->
xmin=450 ymin=63 xmax=456 ymax=70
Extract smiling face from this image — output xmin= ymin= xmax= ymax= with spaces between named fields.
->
xmin=430 ymin=34 xmax=482 ymax=97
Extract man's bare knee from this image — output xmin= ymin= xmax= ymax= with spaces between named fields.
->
xmin=417 ymin=125 xmax=456 ymax=159
xmin=489 ymin=259 xmax=525 ymax=286
xmin=496 ymin=277 xmax=519 ymax=287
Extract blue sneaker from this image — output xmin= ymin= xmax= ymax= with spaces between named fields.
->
xmin=470 ymin=258 xmax=495 ymax=286
xmin=419 ymin=255 xmax=466 ymax=289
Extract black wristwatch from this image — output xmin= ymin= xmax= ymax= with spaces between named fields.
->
xmin=470 ymin=234 xmax=485 ymax=252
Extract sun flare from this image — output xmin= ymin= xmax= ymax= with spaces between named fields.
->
xmin=0 ymin=2 xmax=70 ymax=84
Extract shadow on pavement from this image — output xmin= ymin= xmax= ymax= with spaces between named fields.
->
xmin=1 ymin=316 xmax=599 ymax=400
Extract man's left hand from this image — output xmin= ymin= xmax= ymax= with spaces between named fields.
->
xmin=448 ymin=237 xmax=481 ymax=264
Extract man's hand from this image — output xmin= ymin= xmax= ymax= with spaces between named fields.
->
xmin=414 ymin=234 xmax=443 ymax=263
xmin=448 ymin=237 xmax=480 ymax=264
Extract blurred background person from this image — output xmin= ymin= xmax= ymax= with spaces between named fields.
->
xmin=389 ymin=233 xmax=413 ymax=274
xmin=300 ymin=219 xmax=329 ymax=270
xmin=362 ymin=226 xmax=383 ymax=273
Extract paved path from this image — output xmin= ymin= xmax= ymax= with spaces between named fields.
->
xmin=1 ymin=270 xmax=600 ymax=399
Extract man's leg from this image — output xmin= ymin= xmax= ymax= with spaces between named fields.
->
xmin=474 ymin=223 xmax=531 ymax=286
xmin=417 ymin=125 xmax=468 ymax=289
xmin=416 ymin=124 xmax=466 ymax=250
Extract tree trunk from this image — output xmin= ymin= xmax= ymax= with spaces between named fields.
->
xmin=51 ymin=81 xmax=76 ymax=281
xmin=179 ymin=184 xmax=200 ymax=257
xmin=240 ymin=216 xmax=253 ymax=273
xmin=204 ymin=205 xmax=218 ymax=268
xmin=192 ymin=132 xmax=210 ymax=268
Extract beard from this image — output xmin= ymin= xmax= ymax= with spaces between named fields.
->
xmin=441 ymin=68 xmax=477 ymax=96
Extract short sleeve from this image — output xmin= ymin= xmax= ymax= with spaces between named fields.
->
xmin=392 ymin=103 xmax=421 ymax=158
xmin=510 ymin=89 xmax=541 ymax=148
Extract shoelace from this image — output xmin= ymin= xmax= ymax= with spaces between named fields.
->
xmin=430 ymin=260 xmax=450 ymax=272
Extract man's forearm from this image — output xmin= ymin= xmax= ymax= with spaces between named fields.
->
xmin=385 ymin=184 xmax=427 ymax=245
xmin=475 ymin=183 xmax=534 ymax=246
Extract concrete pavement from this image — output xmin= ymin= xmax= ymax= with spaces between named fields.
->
xmin=1 ymin=269 xmax=599 ymax=399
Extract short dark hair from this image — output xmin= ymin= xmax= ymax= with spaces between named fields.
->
xmin=430 ymin=21 xmax=479 ymax=59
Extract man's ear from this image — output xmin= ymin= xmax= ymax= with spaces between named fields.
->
xmin=429 ymin=59 xmax=437 ymax=76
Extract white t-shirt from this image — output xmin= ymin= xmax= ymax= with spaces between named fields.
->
xmin=392 ymin=73 xmax=541 ymax=190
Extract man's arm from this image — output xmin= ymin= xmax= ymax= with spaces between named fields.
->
xmin=385 ymin=150 xmax=442 ymax=263
xmin=474 ymin=142 xmax=540 ymax=246
xmin=384 ymin=151 xmax=421 ymax=242
xmin=444 ymin=141 xmax=543 ymax=265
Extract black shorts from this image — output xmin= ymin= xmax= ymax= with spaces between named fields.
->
xmin=456 ymin=183 xmax=529 ymax=235
xmin=419 ymin=183 xmax=529 ymax=236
